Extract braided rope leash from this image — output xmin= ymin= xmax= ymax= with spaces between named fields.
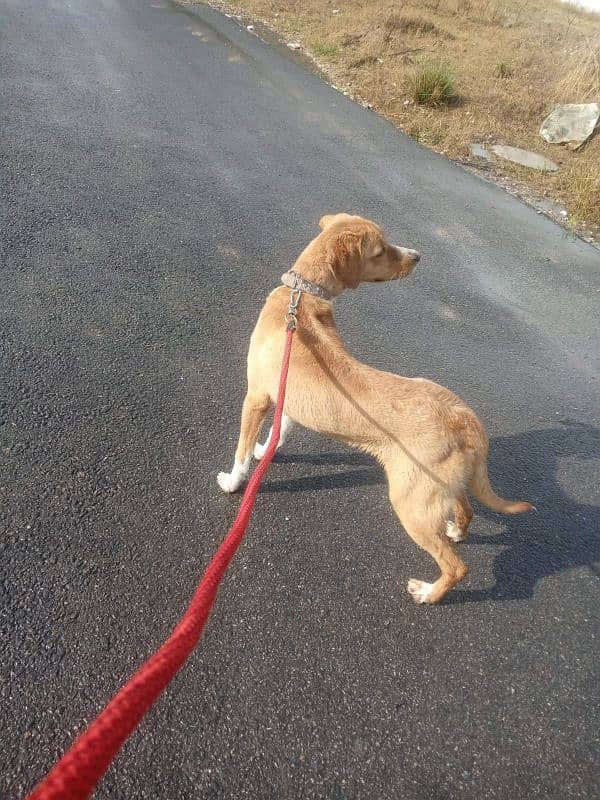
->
xmin=26 ymin=297 xmax=300 ymax=800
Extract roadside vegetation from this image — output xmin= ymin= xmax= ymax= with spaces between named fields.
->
xmin=192 ymin=0 xmax=600 ymax=234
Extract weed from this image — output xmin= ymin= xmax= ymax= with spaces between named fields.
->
xmin=409 ymin=60 xmax=456 ymax=106
xmin=496 ymin=61 xmax=512 ymax=78
xmin=311 ymin=41 xmax=339 ymax=58
xmin=427 ymin=128 xmax=445 ymax=145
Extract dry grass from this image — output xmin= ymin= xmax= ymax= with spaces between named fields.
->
xmin=496 ymin=61 xmax=513 ymax=78
xmin=384 ymin=13 xmax=439 ymax=37
xmin=193 ymin=0 xmax=600 ymax=227
xmin=557 ymin=36 xmax=600 ymax=101
xmin=419 ymin=0 xmax=526 ymax=26
xmin=559 ymin=160 xmax=600 ymax=225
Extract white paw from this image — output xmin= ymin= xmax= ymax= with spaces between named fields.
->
xmin=446 ymin=520 xmax=467 ymax=543
xmin=217 ymin=471 xmax=240 ymax=493
xmin=253 ymin=441 xmax=267 ymax=460
xmin=407 ymin=579 xmax=435 ymax=604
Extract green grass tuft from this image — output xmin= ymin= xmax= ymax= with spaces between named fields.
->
xmin=408 ymin=60 xmax=456 ymax=106
xmin=311 ymin=41 xmax=340 ymax=58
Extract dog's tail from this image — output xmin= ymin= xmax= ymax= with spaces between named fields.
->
xmin=469 ymin=460 xmax=534 ymax=515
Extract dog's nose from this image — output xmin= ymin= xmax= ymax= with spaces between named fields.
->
xmin=394 ymin=246 xmax=421 ymax=262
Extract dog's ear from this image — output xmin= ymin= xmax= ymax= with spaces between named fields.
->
xmin=319 ymin=214 xmax=336 ymax=230
xmin=328 ymin=231 xmax=364 ymax=289
xmin=320 ymin=212 xmax=355 ymax=230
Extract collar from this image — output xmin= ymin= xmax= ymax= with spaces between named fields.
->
xmin=281 ymin=270 xmax=333 ymax=301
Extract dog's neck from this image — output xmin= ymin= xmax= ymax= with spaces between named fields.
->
xmin=282 ymin=243 xmax=344 ymax=298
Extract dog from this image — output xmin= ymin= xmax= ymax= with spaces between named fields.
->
xmin=217 ymin=213 xmax=533 ymax=604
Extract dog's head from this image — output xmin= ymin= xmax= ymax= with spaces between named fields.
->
xmin=318 ymin=213 xmax=420 ymax=290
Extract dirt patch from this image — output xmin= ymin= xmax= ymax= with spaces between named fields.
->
xmin=181 ymin=0 xmax=600 ymax=245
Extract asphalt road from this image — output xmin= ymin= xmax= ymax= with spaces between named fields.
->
xmin=2 ymin=1 xmax=599 ymax=798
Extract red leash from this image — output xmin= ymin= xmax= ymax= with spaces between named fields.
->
xmin=26 ymin=324 xmax=296 ymax=800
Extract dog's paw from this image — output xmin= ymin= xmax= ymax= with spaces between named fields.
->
xmin=446 ymin=520 xmax=467 ymax=543
xmin=407 ymin=579 xmax=435 ymax=604
xmin=217 ymin=471 xmax=240 ymax=493
xmin=253 ymin=441 xmax=267 ymax=460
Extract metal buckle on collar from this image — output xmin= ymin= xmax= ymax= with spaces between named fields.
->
xmin=281 ymin=270 xmax=332 ymax=301
xmin=285 ymin=288 xmax=302 ymax=330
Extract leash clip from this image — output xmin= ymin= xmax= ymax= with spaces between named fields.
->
xmin=285 ymin=288 xmax=302 ymax=330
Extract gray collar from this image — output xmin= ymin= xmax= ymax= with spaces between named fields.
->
xmin=281 ymin=270 xmax=333 ymax=300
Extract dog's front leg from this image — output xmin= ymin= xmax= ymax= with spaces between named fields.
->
xmin=254 ymin=414 xmax=293 ymax=460
xmin=217 ymin=392 xmax=271 ymax=493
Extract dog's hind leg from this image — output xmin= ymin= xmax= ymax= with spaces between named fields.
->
xmin=253 ymin=414 xmax=294 ymax=460
xmin=446 ymin=494 xmax=473 ymax=543
xmin=390 ymin=488 xmax=468 ymax=604
xmin=217 ymin=392 xmax=271 ymax=493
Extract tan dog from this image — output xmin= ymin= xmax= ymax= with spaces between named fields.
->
xmin=218 ymin=213 xmax=533 ymax=604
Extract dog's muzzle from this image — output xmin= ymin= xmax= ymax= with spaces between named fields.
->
xmin=394 ymin=246 xmax=421 ymax=263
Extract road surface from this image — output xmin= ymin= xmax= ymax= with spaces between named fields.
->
xmin=1 ymin=1 xmax=599 ymax=798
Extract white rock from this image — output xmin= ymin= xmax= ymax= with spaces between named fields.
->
xmin=490 ymin=145 xmax=559 ymax=172
xmin=470 ymin=142 xmax=492 ymax=161
xmin=540 ymin=103 xmax=600 ymax=147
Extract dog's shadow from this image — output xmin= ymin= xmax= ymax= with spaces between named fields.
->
xmin=262 ymin=450 xmax=381 ymax=491
xmin=261 ymin=420 xmax=600 ymax=603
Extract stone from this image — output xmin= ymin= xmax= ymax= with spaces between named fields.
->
xmin=470 ymin=143 xmax=492 ymax=161
xmin=540 ymin=103 xmax=600 ymax=147
xmin=490 ymin=145 xmax=559 ymax=172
